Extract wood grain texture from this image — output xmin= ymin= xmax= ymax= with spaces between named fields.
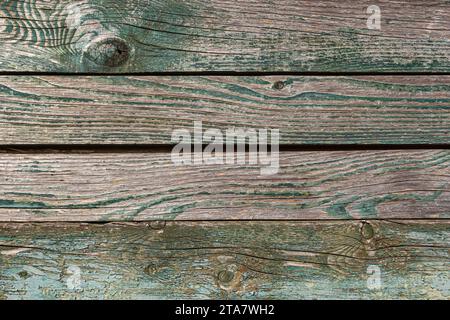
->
xmin=0 ymin=220 xmax=448 ymax=299
xmin=1 ymin=0 xmax=450 ymax=72
xmin=0 ymin=150 xmax=448 ymax=221
xmin=1 ymin=75 xmax=450 ymax=144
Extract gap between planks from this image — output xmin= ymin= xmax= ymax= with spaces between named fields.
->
xmin=0 ymin=145 xmax=449 ymax=155
xmin=3 ymin=72 xmax=450 ymax=76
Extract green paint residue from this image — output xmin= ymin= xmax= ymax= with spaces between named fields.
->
xmin=0 ymin=199 xmax=48 ymax=208
xmin=356 ymin=185 xmax=446 ymax=218
xmin=326 ymin=196 xmax=361 ymax=219
xmin=167 ymin=203 xmax=197 ymax=219
xmin=4 ymin=192 xmax=56 ymax=198
xmin=127 ymin=195 xmax=181 ymax=219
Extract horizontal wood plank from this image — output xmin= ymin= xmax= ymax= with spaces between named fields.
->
xmin=0 ymin=220 xmax=448 ymax=299
xmin=0 ymin=150 xmax=448 ymax=221
xmin=1 ymin=1 xmax=450 ymax=72
xmin=1 ymin=75 xmax=450 ymax=144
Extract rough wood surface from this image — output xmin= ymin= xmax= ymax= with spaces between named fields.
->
xmin=1 ymin=75 xmax=450 ymax=144
xmin=0 ymin=220 xmax=448 ymax=299
xmin=1 ymin=0 xmax=450 ymax=72
xmin=0 ymin=150 xmax=448 ymax=221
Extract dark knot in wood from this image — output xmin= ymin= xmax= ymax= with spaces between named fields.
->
xmin=217 ymin=270 xmax=235 ymax=283
xmin=273 ymin=81 xmax=285 ymax=90
xmin=148 ymin=220 xmax=166 ymax=230
xmin=84 ymin=37 xmax=130 ymax=67
xmin=360 ymin=221 xmax=375 ymax=240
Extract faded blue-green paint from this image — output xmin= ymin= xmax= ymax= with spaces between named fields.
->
xmin=0 ymin=221 xmax=448 ymax=299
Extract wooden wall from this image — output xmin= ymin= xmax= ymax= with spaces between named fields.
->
xmin=0 ymin=0 xmax=448 ymax=299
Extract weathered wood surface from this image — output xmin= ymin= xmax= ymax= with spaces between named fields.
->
xmin=1 ymin=0 xmax=450 ymax=72
xmin=1 ymin=75 xmax=450 ymax=144
xmin=0 ymin=150 xmax=448 ymax=221
xmin=0 ymin=220 xmax=448 ymax=299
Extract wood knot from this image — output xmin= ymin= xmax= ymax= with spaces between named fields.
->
xmin=273 ymin=81 xmax=285 ymax=90
xmin=216 ymin=264 xmax=245 ymax=292
xmin=84 ymin=37 xmax=130 ymax=67
xmin=360 ymin=221 xmax=375 ymax=240
xmin=18 ymin=270 xmax=30 ymax=279
xmin=143 ymin=257 xmax=168 ymax=275
xmin=148 ymin=220 xmax=166 ymax=230
xmin=217 ymin=270 xmax=235 ymax=284
xmin=144 ymin=264 xmax=158 ymax=275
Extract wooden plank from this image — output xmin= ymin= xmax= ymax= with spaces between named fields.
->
xmin=1 ymin=0 xmax=450 ymax=72
xmin=0 ymin=150 xmax=448 ymax=221
xmin=0 ymin=220 xmax=448 ymax=299
xmin=1 ymin=75 xmax=450 ymax=145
